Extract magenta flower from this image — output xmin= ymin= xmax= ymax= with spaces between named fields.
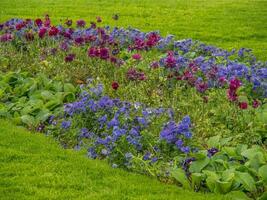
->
xmin=100 ymin=48 xmax=109 ymax=60
xmin=76 ymin=19 xmax=86 ymax=27
xmin=132 ymin=53 xmax=142 ymax=60
xmin=38 ymin=28 xmax=46 ymax=38
xmin=65 ymin=53 xmax=75 ymax=62
xmin=35 ymin=18 xmax=43 ymax=27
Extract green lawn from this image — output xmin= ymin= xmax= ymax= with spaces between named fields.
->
xmin=0 ymin=0 xmax=266 ymax=61
xmin=0 ymin=119 xmax=234 ymax=200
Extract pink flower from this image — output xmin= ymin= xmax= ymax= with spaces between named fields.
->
xmin=132 ymin=53 xmax=142 ymax=60
xmin=229 ymin=78 xmax=241 ymax=90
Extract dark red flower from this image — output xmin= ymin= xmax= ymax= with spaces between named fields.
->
xmin=252 ymin=99 xmax=260 ymax=108
xmin=65 ymin=19 xmax=72 ymax=27
xmin=48 ymin=26 xmax=59 ymax=36
xmin=227 ymin=89 xmax=238 ymax=102
xmin=229 ymin=78 xmax=241 ymax=90
xmin=88 ymin=47 xmax=98 ymax=57
xmin=100 ymin=47 xmax=109 ymax=60
xmin=111 ymin=81 xmax=119 ymax=90
xmin=38 ymin=28 xmax=46 ymax=38
xmin=239 ymin=102 xmax=248 ymax=110
xmin=65 ymin=53 xmax=75 ymax=62
xmin=74 ymin=37 xmax=85 ymax=45
xmin=16 ymin=23 xmax=25 ymax=30
xmin=35 ymin=18 xmax=43 ymax=27
xmin=196 ymin=82 xmax=208 ymax=93
xmin=150 ymin=61 xmax=159 ymax=69
xmin=90 ymin=22 xmax=96 ymax=29
xmin=76 ymin=19 xmax=86 ymax=27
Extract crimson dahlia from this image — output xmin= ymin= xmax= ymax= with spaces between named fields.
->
xmin=111 ymin=81 xmax=119 ymax=90
xmin=239 ymin=102 xmax=248 ymax=110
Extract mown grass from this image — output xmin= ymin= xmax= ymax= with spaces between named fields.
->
xmin=0 ymin=119 xmax=232 ymax=200
xmin=0 ymin=0 xmax=266 ymax=60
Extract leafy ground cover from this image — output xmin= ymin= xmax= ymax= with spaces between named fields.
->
xmin=0 ymin=0 xmax=266 ymax=61
xmin=0 ymin=1 xmax=267 ymax=199
xmin=0 ymin=119 xmax=231 ymax=200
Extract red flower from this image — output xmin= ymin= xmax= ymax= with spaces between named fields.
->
xmin=88 ymin=47 xmax=98 ymax=57
xmin=252 ymin=99 xmax=260 ymax=108
xmin=38 ymin=28 xmax=46 ymax=38
xmin=100 ymin=47 xmax=109 ymax=60
xmin=65 ymin=54 xmax=75 ymax=62
xmin=35 ymin=18 xmax=43 ymax=27
xmin=76 ymin=19 xmax=86 ymax=27
xmin=229 ymin=78 xmax=241 ymax=90
xmin=227 ymin=89 xmax=238 ymax=102
xmin=16 ymin=23 xmax=25 ymax=31
xmin=65 ymin=19 xmax=72 ymax=27
xmin=239 ymin=102 xmax=248 ymax=110
xmin=132 ymin=53 xmax=142 ymax=60
xmin=48 ymin=26 xmax=59 ymax=36
xmin=112 ymin=81 xmax=119 ymax=90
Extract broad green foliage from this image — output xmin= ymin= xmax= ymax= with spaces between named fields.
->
xmin=0 ymin=71 xmax=77 ymax=127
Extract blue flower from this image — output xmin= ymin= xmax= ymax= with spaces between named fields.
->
xmin=143 ymin=152 xmax=151 ymax=160
xmin=180 ymin=146 xmax=190 ymax=154
xmin=175 ymin=139 xmax=183 ymax=148
xmin=88 ymin=147 xmax=97 ymax=159
xmin=61 ymin=121 xmax=71 ymax=129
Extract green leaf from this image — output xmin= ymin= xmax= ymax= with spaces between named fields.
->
xmin=241 ymin=146 xmax=264 ymax=160
xmin=191 ymin=173 xmax=203 ymax=189
xmin=207 ymin=135 xmax=221 ymax=148
xmin=225 ymin=191 xmax=250 ymax=200
xmin=189 ymin=157 xmax=210 ymax=173
xmin=235 ymin=172 xmax=256 ymax=192
xmin=20 ymin=115 xmax=36 ymax=127
xmin=259 ymin=165 xmax=267 ymax=184
xmin=171 ymin=168 xmax=191 ymax=190
xmin=214 ymin=180 xmax=233 ymax=194
xmin=41 ymin=90 xmax=54 ymax=101
xmin=63 ymin=83 xmax=76 ymax=93
xmin=258 ymin=191 xmax=267 ymax=200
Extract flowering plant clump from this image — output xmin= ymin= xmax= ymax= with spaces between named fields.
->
xmin=49 ymin=81 xmax=195 ymax=174
xmin=0 ymin=15 xmax=267 ymax=198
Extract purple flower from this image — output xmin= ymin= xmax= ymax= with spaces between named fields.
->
xmin=61 ymin=121 xmax=71 ymax=129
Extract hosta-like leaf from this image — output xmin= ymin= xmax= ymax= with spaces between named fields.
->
xmin=171 ymin=168 xmax=191 ymax=190
xmin=259 ymin=165 xmax=267 ymax=184
xmin=235 ymin=171 xmax=256 ymax=192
